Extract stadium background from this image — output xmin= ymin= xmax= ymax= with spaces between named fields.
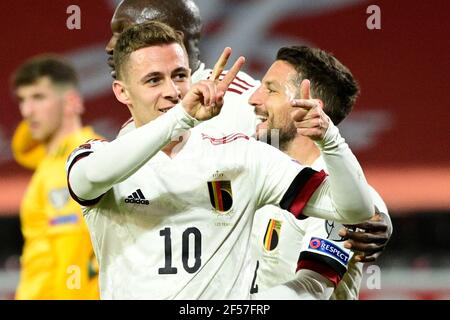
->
xmin=0 ymin=0 xmax=449 ymax=299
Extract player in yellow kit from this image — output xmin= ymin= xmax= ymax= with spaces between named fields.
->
xmin=11 ymin=55 xmax=99 ymax=299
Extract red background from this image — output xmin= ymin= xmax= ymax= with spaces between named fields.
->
xmin=0 ymin=0 xmax=449 ymax=213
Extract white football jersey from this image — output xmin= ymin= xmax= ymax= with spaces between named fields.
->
xmin=251 ymin=157 xmax=389 ymax=299
xmin=67 ymin=125 xmax=326 ymax=299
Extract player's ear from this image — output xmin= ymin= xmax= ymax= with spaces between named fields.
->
xmin=112 ymin=80 xmax=131 ymax=105
xmin=63 ymin=89 xmax=84 ymax=116
xmin=175 ymin=30 xmax=185 ymax=40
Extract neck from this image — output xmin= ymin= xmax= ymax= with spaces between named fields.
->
xmin=46 ymin=117 xmax=82 ymax=154
xmin=283 ymin=135 xmax=320 ymax=166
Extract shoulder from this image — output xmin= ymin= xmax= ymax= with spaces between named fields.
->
xmin=66 ymin=138 xmax=108 ymax=171
xmin=66 ymin=127 xmax=103 ymax=155
xmin=117 ymin=118 xmax=136 ymax=137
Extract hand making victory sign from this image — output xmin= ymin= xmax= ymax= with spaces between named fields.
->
xmin=182 ymin=47 xmax=245 ymax=121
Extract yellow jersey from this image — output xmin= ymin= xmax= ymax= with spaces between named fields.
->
xmin=13 ymin=123 xmax=100 ymax=299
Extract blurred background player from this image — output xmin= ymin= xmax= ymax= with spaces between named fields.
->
xmin=249 ymin=46 xmax=392 ymax=299
xmin=10 ymin=55 xmax=100 ymax=299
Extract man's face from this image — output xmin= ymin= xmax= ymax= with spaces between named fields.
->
xmin=249 ymin=60 xmax=299 ymax=149
xmin=16 ymin=77 xmax=65 ymax=142
xmin=115 ymin=43 xmax=190 ymax=127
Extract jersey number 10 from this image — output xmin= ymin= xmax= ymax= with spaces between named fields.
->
xmin=158 ymin=227 xmax=202 ymax=274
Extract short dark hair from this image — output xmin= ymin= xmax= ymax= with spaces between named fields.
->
xmin=113 ymin=20 xmax=185 ymax=79
xmin=11 ymin=54 xmax=79 ymax=90
xmin=117 ymin=0 xmax=202 ymax=69
xmin=276 ymin=46 xmax=360 ymax=125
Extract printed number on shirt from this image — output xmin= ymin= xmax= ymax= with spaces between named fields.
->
xmin=158 ymin=227 xmax=202 ymax=274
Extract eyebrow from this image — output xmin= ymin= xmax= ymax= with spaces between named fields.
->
xmin=140 ymin=72 xmax=162 ymax=84
xmin=139 ymin=67 xmax=190 ymax=84
xmin=264 ymin=80 xmax=280 ymax=88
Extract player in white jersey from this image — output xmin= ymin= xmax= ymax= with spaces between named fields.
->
xmin=248 ymin=46 xmax=392 ymax=299
xmin=106 ymin=0 xmax=261 ymax=137
xmin=106 ymin=2 xmax=392 ymax=267
xmin=68 ymin=22 xmax=373 ymax=299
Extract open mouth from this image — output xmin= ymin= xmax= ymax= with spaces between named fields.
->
xmin=255 ymin=114 xmax=269 ymax=135
xmin=255 ymin=114 xmax=268 ymax=124
xmin=107 ymin=56 xmax=114 ymax=68
xmin=159 ymin=106 xmax=174 ymax=113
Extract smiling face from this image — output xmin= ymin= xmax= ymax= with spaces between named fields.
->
xmin=249 ymin=60 xmax=299 ymax=150
xmin=113 ymin=43 xmax=191 ymax=127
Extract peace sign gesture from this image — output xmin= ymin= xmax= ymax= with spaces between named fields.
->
xmin=182 ymin=47 xmax=245 ymax=120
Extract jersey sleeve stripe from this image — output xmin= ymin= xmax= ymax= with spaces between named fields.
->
xmin=219 ymin=73 xmax=256 ymax=87
xmin=229 ymin=81 xmax=251 ymax=90
xmin=218 ymin=75 xmax=252 ymax=90
xmin=296 ymin=252 xmax=344 ymax=287
xmin=280 ymin=168 xmax=327 ymax=219
xmin=234 ymin=75 xmax=256 ymax=87
xmin=226 ymin=87 xmax=244 ymax=95
xmin=66 ymin=152 xmax=104 ymax=206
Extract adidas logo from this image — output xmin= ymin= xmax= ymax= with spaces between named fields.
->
xmin=125 ymin=189 xmax=150 ymax=205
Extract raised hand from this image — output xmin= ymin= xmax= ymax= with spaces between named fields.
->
xmin=290 ymin=79 xmax=331 ymax=141
xmin=182 ymin=47 xmax=245 ymax=121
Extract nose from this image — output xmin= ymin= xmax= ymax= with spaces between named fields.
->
xmin=249 ymin=86 xmax=270 ymax=117
xmin=248 ymin=85 xmax=263 ymax=107
xmin=105 ymin=34 xmax=118 ymax=56
xmin=163 ymin=80 xmax=181 ymax=102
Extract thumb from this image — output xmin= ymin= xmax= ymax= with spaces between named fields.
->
xmin=300 ymin=79 xmax=311 ymax=100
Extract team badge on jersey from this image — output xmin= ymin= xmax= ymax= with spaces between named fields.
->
xmin=263 ymin=219 xmax=282 ymax=251
xmin=207 ymin=180 xmax=233 ymax=213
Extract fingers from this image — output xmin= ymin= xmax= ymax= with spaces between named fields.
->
xmin=209 ymin=47 xmax=232 ymax=81
xmin=341 ymin=228 xmax=389 ymax=244
xmin=208 ymin=47 xmax=245 ymax=100
xmin=354 ymin=253 xmax=380 ymax=263
xmin=195 ymin=80 xmax=217 ymax=107
xmin=217 ymin=56 xmax=246 ymax=93
xmin=300 ymin=79 xmax=311 ymax=100
xmin=291 ymin=101 xmax=322 ymax=121
xmin=344 ymin=240 xmax=385 ymax=254
xmin=291 ymin=99 xmax=321 ymax=110
xmin=344 ymin=221 xmax=388 ymax=233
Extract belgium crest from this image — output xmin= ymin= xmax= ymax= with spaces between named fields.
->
xmin=207 ymin=179 xmax=233 ymax=213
